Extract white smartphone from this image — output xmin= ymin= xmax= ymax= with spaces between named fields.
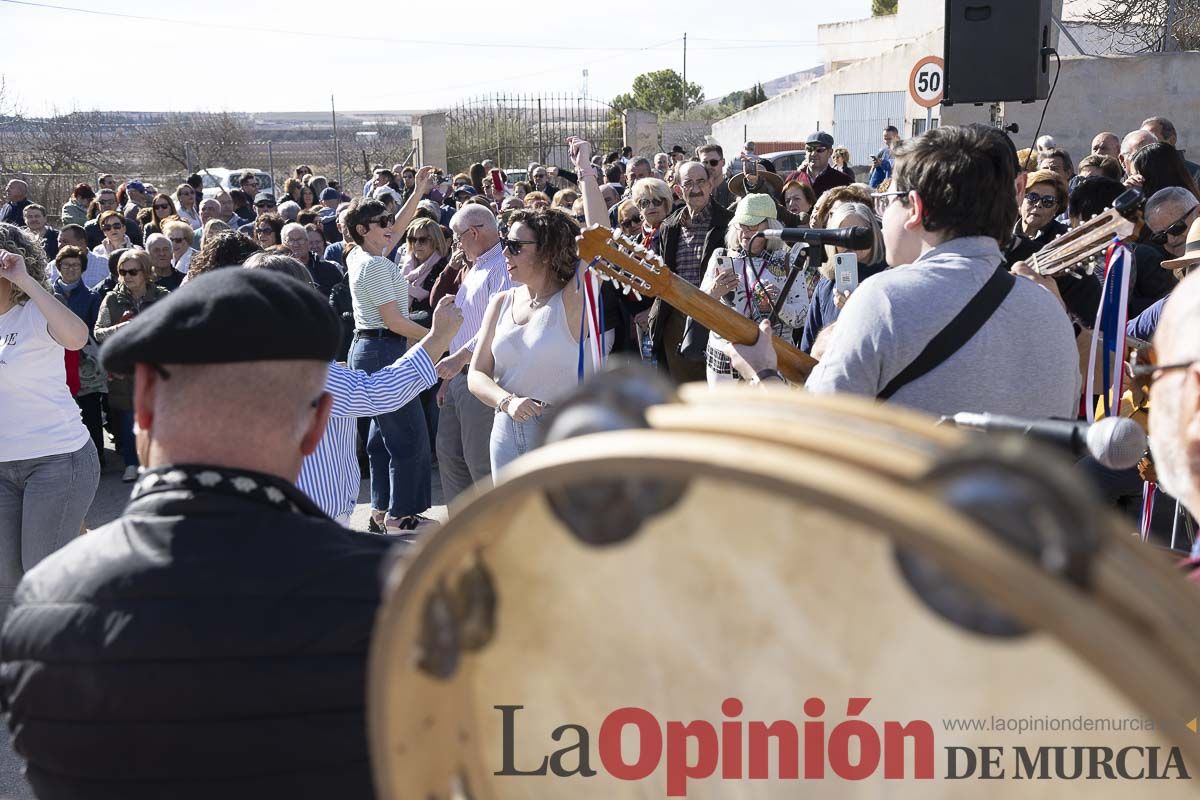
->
xmin=834 ymin=252 xmax=859 ymax=294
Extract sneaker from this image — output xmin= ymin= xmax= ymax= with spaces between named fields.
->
xmin=384 ymin=514 xmax=438 ymax=535
xmin=367 ymin=510 xmax=386 ymax=534
xmin=122 ymin=465 xmax=139 ymax=482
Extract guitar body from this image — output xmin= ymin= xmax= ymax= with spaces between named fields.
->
xmin=577 ymin=227 xmax=817 ymax=383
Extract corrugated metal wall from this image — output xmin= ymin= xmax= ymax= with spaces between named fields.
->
xmin=832 ymin=91 xmax=906 ymax=168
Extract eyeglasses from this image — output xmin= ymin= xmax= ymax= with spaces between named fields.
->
xmin=702 ymin=159 xmax=721 ymax=167
xmin=620 ymin=216 xmax=643 ymax=228
xmin=636 ymin=198 xmax=665 ymax=209
xmin=101 ymin=223 xmax=124 ymax=231
xmin=502 ymin=237 xmax=537 ymax=255
xmin=407 ymin=235 xmax=431 ymax=244
xmin=256 ymin=203 xmax=276 ymax=210
xmin=154 ymin=204 xmax=171 ymax=211
xmin=254 ymin=227 xmax=274 ymax=235
xmin=805 ymin=146 xmax=829 ymax=154
xmin=168 ymin=236 xmax=187 ymax=244
xmin=118 ymin=268 xmax=143 ymax=277
xmin=1151 ymin=209 xmax=1194 ymax=244
xmin=871 ymin=190 xmax=907 ymax=210
xmin=451 ymin=224 xmax=482 ymax=242
xmin=1024 ymin=192 xmax=1058 ymax=209
xmin=680 ymin=180 xmax=708 ymax=190
xmin=1127 ymin=346 xmax=1197 ymax=384
xmin=99 ymin=198 xmax=117 ymax=206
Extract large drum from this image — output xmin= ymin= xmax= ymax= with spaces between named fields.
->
xmin=369 ymin=381 xmax=1200 ymax=798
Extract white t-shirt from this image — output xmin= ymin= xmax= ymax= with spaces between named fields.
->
xmin=0 ymin=300 xmax=90 ymax=462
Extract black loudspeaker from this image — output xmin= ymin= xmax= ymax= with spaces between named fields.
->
xmin=944 ymin=0 xmax=1052 ymax=105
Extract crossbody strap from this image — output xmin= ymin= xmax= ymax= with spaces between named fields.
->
xmin=878 ymin=264 xmax=1016 ymax=400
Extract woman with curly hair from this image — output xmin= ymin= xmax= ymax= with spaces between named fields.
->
xmin=183 ymin=231 xmax=262 ymax=283
xmin=468 ymin=208 xmax=602 ymax=474
xmin=0 ymin=223 xmax=98 ymax=615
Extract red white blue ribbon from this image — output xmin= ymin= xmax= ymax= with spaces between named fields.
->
xmin=1140 ymin=481 xmax=1156 ymax=542
xmin=1084 ymin=241 xmax=1132 ymax=421
xmin=576 ymin=266 xmax=606 ymax=382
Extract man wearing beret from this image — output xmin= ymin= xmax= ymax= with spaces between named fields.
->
xmin=0 ymin=269 xmax=390 ymax=799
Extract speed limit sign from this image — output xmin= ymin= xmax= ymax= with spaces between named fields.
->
xmin=909 ymin=56 xmax=945 ymax=109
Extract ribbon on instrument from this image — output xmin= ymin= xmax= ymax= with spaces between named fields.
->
xmin=1084 ymin=241 xmax=1132 ymax=421
xmin=576 ymin=265 xmax=606 ymax=382
xmin=1140 ymin=481 xmax=1156 ymax=542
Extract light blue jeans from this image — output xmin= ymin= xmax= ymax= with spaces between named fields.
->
xmin=0 ymin=442 xmax=100 ymax=615
xmin=489 ymin=410 xmax=546 ymax=480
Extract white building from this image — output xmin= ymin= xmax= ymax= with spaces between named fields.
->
xmin=711 ymin=0 xmax=1145 ymax=168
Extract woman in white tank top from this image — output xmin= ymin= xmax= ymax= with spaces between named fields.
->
xmin=468 ymin=209 xmax=596 ymax=477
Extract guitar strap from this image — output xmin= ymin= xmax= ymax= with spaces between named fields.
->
xmin=877 ymin=264 xmax=1016 ymax=401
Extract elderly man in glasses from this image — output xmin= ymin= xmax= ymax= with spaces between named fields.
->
xmin=787 ymin=131 xmax=852 ymax=203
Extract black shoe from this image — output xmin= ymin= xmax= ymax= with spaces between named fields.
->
xmin=367 ymin=513 xmax=385 ymax=534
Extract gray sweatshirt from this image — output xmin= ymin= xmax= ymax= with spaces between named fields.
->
xmin=806 ymin=236 xmax=1080 ymax=419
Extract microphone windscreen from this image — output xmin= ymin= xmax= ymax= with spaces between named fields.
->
xmin=1087 ymin=417 xmax=1147 ymax=470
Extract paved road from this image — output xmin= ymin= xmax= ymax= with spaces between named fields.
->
xmin=0 ymin=439 xmax=447 ymax=798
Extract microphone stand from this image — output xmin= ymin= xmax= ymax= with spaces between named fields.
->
xmin=768 ymin=240 xmax=822 ymax=329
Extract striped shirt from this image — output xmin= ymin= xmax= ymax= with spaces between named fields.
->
xmin=297 ymin=347 xmax=437 ymax=519
xmin=450 ymin=241 xmax=512 ymax=354
xmin=347 ymin=247 xmax=409 ymax=330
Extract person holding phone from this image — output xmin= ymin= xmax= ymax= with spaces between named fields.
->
xmin=698 ymin=194 xmax=810 ymax=385
xmin=799 ymin=202 xmax=887 ymax=354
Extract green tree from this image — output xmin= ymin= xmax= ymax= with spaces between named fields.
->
xmin=743 ymin=83 xmax=767 ymax=109
xmin=611 ymin=69 xmax=704 ymax=115
xmin=872 ymin=0 xmax=898 ymax=15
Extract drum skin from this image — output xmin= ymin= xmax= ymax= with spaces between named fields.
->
xmin=369 ymin=393 xmax=1200 ymax=799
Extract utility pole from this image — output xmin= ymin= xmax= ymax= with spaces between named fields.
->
xmin=682 ymin=33 xmax=688 ymax=110
xmin=331 ymin=94 xmax=342 ymax=187
xmin=1163 ymin=0 xmax=1179 ymax=51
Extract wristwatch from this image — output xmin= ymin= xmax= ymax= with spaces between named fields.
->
xmin=752 ymin=368 xmax=785 ymax=386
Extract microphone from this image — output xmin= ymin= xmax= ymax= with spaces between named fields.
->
xmin=761 ymin=226 xmax=874 ymax=250
xmin=946 ymin=413 xmax=1147 ymax=470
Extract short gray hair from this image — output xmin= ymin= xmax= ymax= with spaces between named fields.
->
xmin=449 ymin=203 xmax=498 ymax=234
xmin=277 ymin=200 xmax=301 ymax=222
xmin=1146 ymin=186 xmax=1198 ymax=220
xmin=280 ymin=222 xmax=307 ymax=242
xmin=145 ymin=232 xmax=170 ymax=250
xmin=242 ymin=252 xmax=311 ymax=284
xmin=828 ymin=201 xmax=886 ymax=267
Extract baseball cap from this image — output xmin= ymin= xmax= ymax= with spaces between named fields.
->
xmin=732 ymin=193 xmax=779 ymax=226
xmin=453 ymin=185 xmax=477 ymax=197
xmin=253 ymin=192 xmax=276 ymax=206
xmin=806 ymin=131 xmax=835 ymax=149
xmin=319 ymin=187 xmax=341 ymax=202
xmin=126 ymin=180 xmax=147 ymax=194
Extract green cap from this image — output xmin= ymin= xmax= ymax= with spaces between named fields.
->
xmin=732 ymin=193 xmax=778 ymax=226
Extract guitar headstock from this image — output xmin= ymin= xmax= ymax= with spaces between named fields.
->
xmin=577 ymin=226 xmax=673 ymax=299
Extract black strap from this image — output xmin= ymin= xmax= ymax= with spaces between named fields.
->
xmin=877 ymin=264 xmax=1016 ymax=400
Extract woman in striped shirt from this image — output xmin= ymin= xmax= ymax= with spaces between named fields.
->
xmin=344 ymin=196 xmax=434 ymax=533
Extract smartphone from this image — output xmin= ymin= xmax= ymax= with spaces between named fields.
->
xmin=834 ymin=252 xmax=859 ymax=294
xmin=490 ymin=169 xmax=504 ymax=195
xmin=744 ymin=158 xmax=758 ymax=177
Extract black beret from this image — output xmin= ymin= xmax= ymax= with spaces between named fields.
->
xmin=100 ymin=268 xmax=341 ymax=374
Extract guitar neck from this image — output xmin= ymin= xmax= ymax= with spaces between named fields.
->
xmin=659 ymin=273 xmax=817 ymax=383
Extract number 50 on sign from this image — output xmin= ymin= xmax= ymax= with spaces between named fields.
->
xmin=909 ymin=56 xmax=945 ymax=109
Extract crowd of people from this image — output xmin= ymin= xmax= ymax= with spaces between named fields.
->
xmin=2 ymin=109 xmax=1200 ymax=795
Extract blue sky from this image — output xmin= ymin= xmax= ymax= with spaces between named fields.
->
xmin=0 ymin=0 xmax=873 ymax=115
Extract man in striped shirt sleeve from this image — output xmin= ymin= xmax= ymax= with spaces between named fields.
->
xmin=298 ymin=295 xmax=463 ymax=527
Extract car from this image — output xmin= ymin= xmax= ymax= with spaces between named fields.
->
xmin=199 ymin=167 xmax=276 ymax=199
xmin=501 ymin=167 xmax=528 ymax=185
xmin=758 ymin=150 xmax=806 ymax=175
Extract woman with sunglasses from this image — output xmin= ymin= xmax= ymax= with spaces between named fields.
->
xmin=173 ymin=183 xmax=202 ymax=229
xmin=143 ymin=194 xmax=178 ymax=240
xmin=344 ymin=196 xmax=433 ymax=534
xmin=162 ymin=219 xmax=198 ymax=277
xmin=252 ymin=213 xmax=284 ymax=248
xmin=93 ymin=250 xmax=169 ymax=482
xmin=629 ymin=177 xmax=673 ymax=246
xmin=1004 ymin=169 xmax=1068 ymax=267
xmin=615 ymin=200 xmax=643 ymax=239
xmin=91 ymin=210 xmax=134 ymax=258
xmin=469 ymin=208 xmax=605 ymax=475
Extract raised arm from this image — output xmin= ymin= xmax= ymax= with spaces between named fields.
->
xmin=390 ymin=166 xmax=436 ymax=239
xmin=0 ymin=253 xmax=89 ymax=350
xmin=568 ymin=137 xmax=609 ymax=228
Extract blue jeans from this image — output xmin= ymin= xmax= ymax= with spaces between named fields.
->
xmin=349 ymin=334 xmax=431 ymax=517
xmin=0 ymin=442 xmax=100 ymax=615
xmin=490 ymin=410 xmax=546 ymax=479
xmin=114 ymin=409 xmax=138 ymax=468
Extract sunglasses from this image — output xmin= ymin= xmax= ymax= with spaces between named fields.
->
xmin=371 ymin=215 xmax=393 ymax=228
xmin=620 ymin=216 xmax=643 ymax=228
xmin=254 ymin=227 xmax=274 ymax=235
xmin=502 ymin=237 xmax=537 ymax=255
xmin=1024 ymin=192 xmax=1058 ymax=209
xmin=101 ymin=223 xmax=124 ymax=231
xmin=99 ymin=199 xmax=117 ymax=205
xmin=1151 ymin=211 xmax=1193 ymax=244
xmin=702 ymin=158 xmax=721 ymax=167
xmin=168 ymin=236 xmax=187 ymax=244
xmin=407 ymin=235 xmax=431 ymax=244
xmin=154 ymin=204 xmax=171 ymax=211
xmin=1127 ymin=346 xmax=1196 ymax=384
xmin=636 ymin=198 xmax=665 ymax=209
xmin=118 ymin=268 xmax=143 ymax=276
xmin=805 ymin=146 xmax=829 ymax=154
